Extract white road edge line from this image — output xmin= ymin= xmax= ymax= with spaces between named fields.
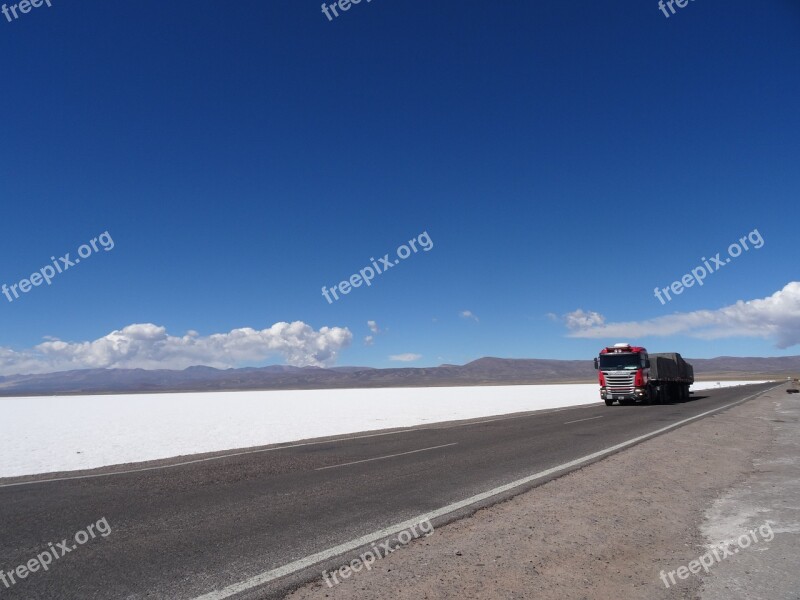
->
xmin=189 ymin=383 xmax=782 ymax=600
xmin=0 ymin=403 xmax=599 ymax=488
xmin=564 ymin=416 xmax=604 ymax=425
xmin=315 ymin=443 xmax=458 ymax=471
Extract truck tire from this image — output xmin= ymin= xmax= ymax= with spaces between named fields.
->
xmin=605 ymin=398 xmax=614 ymax=406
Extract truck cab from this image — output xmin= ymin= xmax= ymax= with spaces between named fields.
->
xmin=593 ymin=343 xmax=650 ymax=405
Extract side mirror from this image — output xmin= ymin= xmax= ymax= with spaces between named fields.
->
xmin=593 ymin=358 xmax=599 ymax=370
xmin=644 ymin=359 xmax=651 ymax=368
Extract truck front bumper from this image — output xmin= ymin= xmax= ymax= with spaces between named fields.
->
xmin=600 ymin=387 xmax=649 ymax=402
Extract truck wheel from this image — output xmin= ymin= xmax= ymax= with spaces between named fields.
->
xmin=604 ymin=398 xmax=614 ymax=406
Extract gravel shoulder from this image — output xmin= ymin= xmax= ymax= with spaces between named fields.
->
xmin=286 ymin=385 xmax=793 ymax=600
xmin=699 ymin=387 xmax=799 ymax=600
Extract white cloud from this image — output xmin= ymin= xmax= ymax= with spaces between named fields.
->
xmin=367 ymin=320 xmax=380 ymax=334
xmin=563 ymin=309 xmax=605 ymax=330
xmin=389 ymin=353 xmax=422 ymax=362
xmin=0 ymin=321 xmax=353 ymax=376
xmin=460 ymin=310 xmax=479 ymax=323
xmin=562 ymin=282 xmax=800 ymax=348
xmin=364 ymin=335 xmax=374 ymax=346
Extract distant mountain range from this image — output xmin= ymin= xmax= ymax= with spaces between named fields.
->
xmin=0 ymin=355 xmax=798 ymax=396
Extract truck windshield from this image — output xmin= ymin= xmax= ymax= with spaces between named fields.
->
xmin=599 ymin=354 xmax=641 ymax=370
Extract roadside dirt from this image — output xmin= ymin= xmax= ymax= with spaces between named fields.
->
xmin=287 ymin=390 xmax=778 ymax=600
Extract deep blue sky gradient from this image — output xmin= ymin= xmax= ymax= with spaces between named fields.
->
xmin=1 ymin=0 xmax=798 ymax=367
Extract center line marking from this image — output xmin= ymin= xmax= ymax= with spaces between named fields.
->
xmin=564 ymin=416 xmax=604 ymax=425
xmin=315 ymin=443 xmax=457 ymax=471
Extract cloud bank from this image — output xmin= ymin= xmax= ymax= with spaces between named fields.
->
xmin=562 ymin=282 xmax=800 ymax=348
xmin=0 ymin=321 xmax=353 ymax=376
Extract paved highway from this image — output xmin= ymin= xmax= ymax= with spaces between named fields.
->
xmin=0 ymin=382 xmax=778 ymax=599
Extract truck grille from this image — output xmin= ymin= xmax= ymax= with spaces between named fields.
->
xmin=604 ymin=371 xmax=635 ymax=394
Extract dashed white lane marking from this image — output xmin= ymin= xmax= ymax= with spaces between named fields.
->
xmin=564 ymin=416 xmax=604 ymax=425
xmin=315 ymin=443 xmax=458 ymax=471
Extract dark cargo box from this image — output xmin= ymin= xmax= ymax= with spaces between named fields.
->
xmin=649 ymin=352 xmax=693 ymax=383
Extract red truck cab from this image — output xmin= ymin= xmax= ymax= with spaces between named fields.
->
xmin=593 ymin=343 xmax=650 ymax=405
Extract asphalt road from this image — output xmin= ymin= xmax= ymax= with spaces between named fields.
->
xmin=0 ymin=382 xmax=778 ymax=599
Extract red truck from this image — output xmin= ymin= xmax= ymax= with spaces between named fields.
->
xmin=593 ymin=343 xmax=694 ymax=406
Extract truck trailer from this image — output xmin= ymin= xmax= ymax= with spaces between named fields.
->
xmin=593 ymin=343 xmax=694 ymax=406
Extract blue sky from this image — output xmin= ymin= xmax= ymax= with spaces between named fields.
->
xmin=0 ymin=0 xmax=798 ymax=374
